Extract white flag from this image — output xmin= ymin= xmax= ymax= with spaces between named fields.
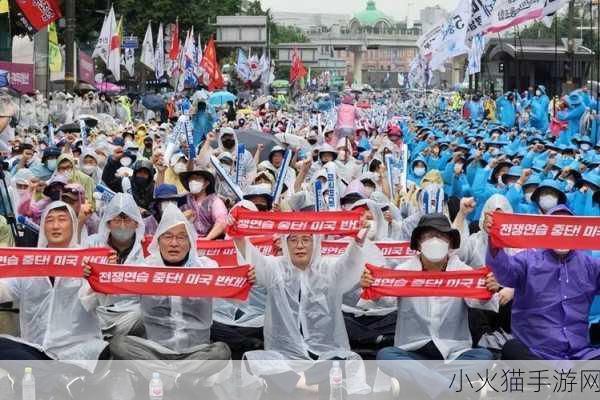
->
xmin=467 ymin=34 xmax=486 ymax=75
xmin=467 ymin=0 xmax=496 ymax=39
xmin=430 ymin=0 xmax=471 ymax=72
xmin=92 ymin=7 xmax=116 ymax=63
xmin=108 ymin=15 xmax=122 ymax=81
xmin=154 ymin=23 xmax=165 ymax=79
xmin=141 ymin=22 xmax=154 ymax=71
xmin=487 ymin=0 xmax=545 ymax=33
xmin=124 ymin=47 xmax=135 ymax=77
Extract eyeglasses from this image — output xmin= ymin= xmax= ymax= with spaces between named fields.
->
xmin=110 ymin=215 xmax=136 ymax=225
xmin=160 ymin=234 xmax=189 ymax=244
xmin=287 ymin=236 xmax=312 ymax=247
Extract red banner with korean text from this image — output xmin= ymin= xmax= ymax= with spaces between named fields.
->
xmin=490 ymin=212 xmax=600 ymax=250
xmin=227 ymin=209 xmax=364 ymax=237
xmin=141 ymin=235 xmax=275 ymax=262
xmin=321 ymin=241 xmax=417 ymax=259
xmin=88 ymin=263 xmax=251 ymax=300
xmin=361 ymin=264 xmax=493 ymax=300
xmin=15 ymin=0 xmax=62 ymax=32
xmin=0 ymin=247 xmax=112 ymax=278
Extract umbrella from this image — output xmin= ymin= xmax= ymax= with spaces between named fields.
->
xmin=211 ymin=129 xmax=281 ymax=160
xmin=95 ymin=82 xmax=124 ymax=93
xmin=209 ymin=91 xmax=236 ymax=106
xmin=275 ymin=132 xmax=310 ymax=150
xmin=142 ymin=94 xmax=165 ymax=111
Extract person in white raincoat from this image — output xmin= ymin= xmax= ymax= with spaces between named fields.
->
xmin=0 ymin=201 xmax=109 ymax=396
xmin=85 ymin=193 xmax=145 ymax=337
xmin=105 ymin=204 xmax=231 ymax=391
xmin=232 ymin=214 xmax=371 ymax=396
xmin=363 ymin=213 xmax=500 ymax=399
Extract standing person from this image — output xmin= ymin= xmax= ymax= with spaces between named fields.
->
xmin=336 ymin=95 xmax=357 ymax=139
xmin=179 ymin=169 xmax=228 ymax=239
xmin=191 ymin=98 xmax=216 ymax=149
xmin=484 ymin=204 xmax=600 ymax=360
xmin=0 ymin=202 xmax=111 ymax=396
xmin=496 ymin=92 xmax=517 ymax=128
xmin=92 ymin=204 xmax=233 ymax=391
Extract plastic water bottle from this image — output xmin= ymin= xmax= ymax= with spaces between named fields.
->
xmin=329 ymin=361 xmax=343 ymax=400
xmin=149 ymin=372 xmax=163 ymax=400
xmin=22 ymin=367 xmax=35 ymax=400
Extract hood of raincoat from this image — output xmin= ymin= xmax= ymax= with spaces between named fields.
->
xmin=351 ymin=199 xmax=387 ymax=241
xmin=279 ymin=233 xmax=323 ymax=271
xmin=479 ymin=194 xmax=513 ymax=231
xmin=94 ymin=193 xmax=145 ymax=263
xmin=38 ymin=201 xmax=79 ymax=248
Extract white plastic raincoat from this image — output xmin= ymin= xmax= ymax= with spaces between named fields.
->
xmin=0 ymin=201 xmax=107 ymax=371
xmin=142 ymin=203 xmax=218 ymax=352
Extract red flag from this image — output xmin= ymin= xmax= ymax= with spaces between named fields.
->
xmin=14 ymin=0 xmax=62 ymax=32
xmin=200 ymin=36 xmax=224 ymax=90
xmin=361 ymin=264 xmax=493 ymax=300
xmin=490 ymin=211 xmax=600 ymax=250
xmin=88 ymin=263 xmax=252 ymax=300
xmin=169 ymin=20 xmax=180 ymax=61
xmin=289 ymin=48 xmax=307 ymax=82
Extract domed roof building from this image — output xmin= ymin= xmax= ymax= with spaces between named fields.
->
xmin=349 ymin=0 xmax=395 ymax=32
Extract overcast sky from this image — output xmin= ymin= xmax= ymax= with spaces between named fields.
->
xmin=260 ymin=0 xmax=460 ymax=24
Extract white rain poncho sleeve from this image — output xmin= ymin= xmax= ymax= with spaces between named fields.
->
xmin=0 ymin=201 xmax=107 ymax=372
xmin=142 ymin=203 xmax=218 ymax=353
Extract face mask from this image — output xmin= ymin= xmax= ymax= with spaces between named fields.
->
xmin=565 ymin=180 xmax=575 ymax=192
xmin=581 ymin=144 xmax=591 ymax=151
xmin=496 ymin=178 xmax=506 ymax=189
xmin=173 ymin=162 xmax=187 ymax=174
xmin=538 ymin=194 xmax=558 ymax=211
xmin=414 ymin=167 xmax=426 ymax=177
xmin=81 ymin=164 xmax=96 ymax=175
xmin=46 ymin=159 xmax=57 ymax=171
xmin=453 ymin=163 xmax=463 ymax=175
xmin=420 ymin=237 xmax=449 ymax=262
xmin=308 ymin=139 xmax=317 ymax=145
xmin=222 ymin=138 xmax=236 ymax=149
xmin=364 ymin=186 xmax=374 ymax=198
xmin=134 ymin=176 xmax=149 ymax=187
xmin=490 ymin=148 xmax=500 ymax=156
xmin=189 ymin=180 xmax=205 ymax=194
xmin=111 ymin=227 xmax=136 ymax=242
xmin=536 ymin=90 xmax=541 ymax=96
xmin=524 ymin=192 xmax=533 ymax=203
xmin=160 ymin=201 xmax=176 ymax=213
xmin=338 ymin=150 xmax=347 ymax=161
xmin=120 ymin=157 xmax=132 ymax=167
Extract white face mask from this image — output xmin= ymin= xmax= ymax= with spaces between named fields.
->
xmin=536 ymin=90 xmax=541 ymax=96
xmin=120 ymin=157 xmax=132 ymax=167
xmin=82 ymin=164 xmax=96 ymax=175
xmin=453 ymin=163 xmax=463 ymax=175
xmin=420 ymin=237 xmax=449 ymax=262
xmin=46 ymin=159 xmax=57 ymax=171
xmin=111 ymin=227 xmax=136 ymax=242
xmin=414 ymin=167 xmax=426 ymax=177
xmin=538 ymin=194 xmax=558 ymax=211
xmin=188 ymin=180 xmax=205 ymax=194
xmin=525 ymin=192 xmax=533 ymax=203
xmin=173 ymin=162 xmax=187 ymax=174
xmin=581 ymin=144 xmax=591 ymax=151
xmin=160 ymin=201 xmax=176 ymax=213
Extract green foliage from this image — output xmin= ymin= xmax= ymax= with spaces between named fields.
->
xmin=517 ymin=14 xmax=599 ymax=54
xmin=271 ymin=24 xmax=308 ymax=45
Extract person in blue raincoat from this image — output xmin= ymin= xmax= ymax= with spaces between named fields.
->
xmin=471 ymin=159 xmax=512 ymax=221
xmin=496 ymin=92 xmax=516 ymax=128
xmin=505 ymin=172 xmax=541 ymax=214
xmin=557 ymin=93 xmax=586 ymax=145
xmin=530 ymin=90 xmax=549 ymax=132
xmin=191 ymin=99 xmax=217 ymax=149
xmin=569 ymin=173 xmax=600 ymax=216
xmin=530 ymin=179 xmax=568 ymax=214
xmin=467 ymin=94 xmax=484 ymax=123
xmin=407 ymin=156 xmax=429 ymax=187
xmin=438 ymin=96 xmax=448 ymax=113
